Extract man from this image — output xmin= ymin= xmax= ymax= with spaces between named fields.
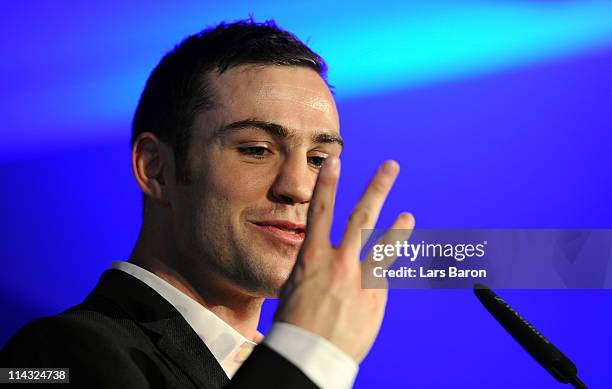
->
xmin=1 ymin=19 xmax=413 ymax=388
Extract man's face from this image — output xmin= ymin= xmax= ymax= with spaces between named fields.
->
xmin=169 ymin=65 xmax=341 ymax=297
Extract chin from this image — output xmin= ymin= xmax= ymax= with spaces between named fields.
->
xmin=251 ymin=266 xmax=293 ymax=298
xmin=234 ymin=245 xmax=296 ymax=296
xmin=241 ymin=279 xmax=283 ymax=299
xmin=262 ymin=267 xmax=293 ymax=294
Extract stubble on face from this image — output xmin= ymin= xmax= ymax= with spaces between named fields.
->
xmin=170 ymin=65 xmax=340 ymax=298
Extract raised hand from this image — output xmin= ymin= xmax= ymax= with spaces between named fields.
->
xmin=274 ymin=157 xmax=414 ymax=362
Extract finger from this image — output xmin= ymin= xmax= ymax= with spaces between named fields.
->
xmin=303 ymin=157 xmax=340 ymax=247
xmin=339 ymin=160 xmax=399 ymax=256
xmin=362 ymin=212 xmax=415 ymax=280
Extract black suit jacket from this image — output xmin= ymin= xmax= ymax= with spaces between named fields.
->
xmin=1 ymin=269 xmax=319 ymax=388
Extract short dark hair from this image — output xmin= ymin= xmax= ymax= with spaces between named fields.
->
xmin=131 ymin=18 xmax=329 ymax=187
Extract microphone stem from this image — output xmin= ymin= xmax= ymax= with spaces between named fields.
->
xmin=569 ymin=375 xmax=587 ymax=389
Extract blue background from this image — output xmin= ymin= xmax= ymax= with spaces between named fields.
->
xmin=1 ymin=1 xmax=611 ymax=387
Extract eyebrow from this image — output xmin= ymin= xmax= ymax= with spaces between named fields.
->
xmin=213 ymin=119 xmax=344 ymax=148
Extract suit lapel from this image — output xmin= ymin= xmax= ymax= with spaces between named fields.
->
xmin=151 ymin=317 xmax=230 ymax=389
xmin=86 ymin=269 xmax=230 ymax=389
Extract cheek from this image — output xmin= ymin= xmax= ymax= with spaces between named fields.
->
xmin=208 ymin=163 xmax=273 ymax=207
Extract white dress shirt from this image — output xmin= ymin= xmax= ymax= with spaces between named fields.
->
xmin=110 ymin=261 xmax=357 ymax=389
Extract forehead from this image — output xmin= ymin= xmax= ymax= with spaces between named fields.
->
xmin=207 ymin=65 xmax=339 ymax=136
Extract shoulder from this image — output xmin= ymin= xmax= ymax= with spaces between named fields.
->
xmin=1 ymin=310 xmax=158 ymax=387
xmin=1 ymin=309 xmax=131 ymax=360
xmin=1 ymin=301 xmax=154 ymax=364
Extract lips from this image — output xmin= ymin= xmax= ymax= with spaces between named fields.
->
xmin=250 ymin=220 xmax=306 ymax=244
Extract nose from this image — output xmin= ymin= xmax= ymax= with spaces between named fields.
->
xmin=269 ymin=153 xmax=315 ymax=205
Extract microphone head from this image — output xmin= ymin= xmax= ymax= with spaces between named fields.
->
xmin=473 ymin=284 xmax=582 ymax=386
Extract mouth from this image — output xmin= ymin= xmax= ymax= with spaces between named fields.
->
xmin=249 ymin=220 xmax=306 ymax=245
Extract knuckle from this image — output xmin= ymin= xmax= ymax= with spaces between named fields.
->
xmin=317 ymin=170 xmax=336 ymax=185
xmin=309 ymin=200 xmax=327 ymax=216
xmin=334 ymin=256 xmax=356 ymax=276
xmin=300 ymin=244 xmax=322 ymax=260
xmin=329 ymin=264 xmax=349 ymax=288
xmin=370 ymin=179 xmax=388 ymax=195
xmin=349 ymin=206 xmax=373 ymax=226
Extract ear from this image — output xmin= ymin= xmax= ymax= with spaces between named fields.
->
xmin=131 ymin=132 xmax=173 ymax=206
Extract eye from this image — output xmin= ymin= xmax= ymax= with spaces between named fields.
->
xmin=308 ymin=155 xmax=327 ymax=168
xmin=237 ymin=146 xmax=270 ymax=158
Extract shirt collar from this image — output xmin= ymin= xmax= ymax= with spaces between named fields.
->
xmin=109 ymin=260 xmax=260 ymax=365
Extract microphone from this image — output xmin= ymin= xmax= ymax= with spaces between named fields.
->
xmin=473 ymin=284 xmax=587 ymax=388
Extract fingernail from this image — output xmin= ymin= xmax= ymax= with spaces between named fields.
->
xmin=402 ymin=212 xmax=414 ymax=225
xmin=383 ymin=160 xmax=398 ymax=173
